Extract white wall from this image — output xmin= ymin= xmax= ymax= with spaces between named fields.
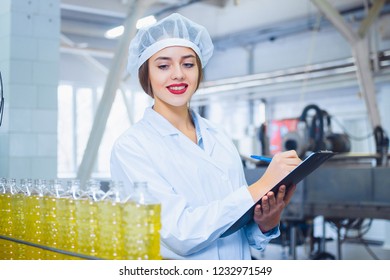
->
xmin=0 ymin=0 xmax=60 ymax=179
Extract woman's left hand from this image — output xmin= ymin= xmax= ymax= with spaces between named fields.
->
xmin=253 ymin=184 xmax=296 ymax=233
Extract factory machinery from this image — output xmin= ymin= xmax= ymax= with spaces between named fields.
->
xmin=246 ymin=104 xmax=390 ymax=260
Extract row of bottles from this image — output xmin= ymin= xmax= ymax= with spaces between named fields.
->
xmin=0 ymin=178 xmax=161 ymax=260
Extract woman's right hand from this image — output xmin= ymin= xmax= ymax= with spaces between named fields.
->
xmin=248 ymin=150 xmax=301 ymax=201
xmin=261 ymin=150 xmax=301 ymax=188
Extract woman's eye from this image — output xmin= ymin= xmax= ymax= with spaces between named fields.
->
xmin=183 ymin=63 xmax=194 ymax=68
xmin=158 ymin=65 xmax=169 ymax=70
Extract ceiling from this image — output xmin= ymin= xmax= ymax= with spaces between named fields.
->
xmin=60 ymin=0 xmax=390 ymax=57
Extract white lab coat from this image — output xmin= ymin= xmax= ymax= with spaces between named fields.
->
xmin=110 ymin=107 xmax=279 ymax=260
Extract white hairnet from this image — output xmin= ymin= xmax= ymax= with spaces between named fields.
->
xmin=127 ymin=13 xmax=214 ymax=76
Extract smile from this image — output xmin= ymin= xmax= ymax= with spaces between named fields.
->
xmin=167 ymin=84 xmax=188 ymax=95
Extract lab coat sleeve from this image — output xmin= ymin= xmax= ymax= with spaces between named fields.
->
xmin=110 ymin=134 xmax=257 ymax=257
xmin=244 ymin=222 xmax=280 ymax=251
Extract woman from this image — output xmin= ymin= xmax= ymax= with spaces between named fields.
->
xmin=110 ymin=13 xmax=301 ymax=260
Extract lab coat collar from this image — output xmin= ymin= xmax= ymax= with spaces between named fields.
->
xmin=144 ymin=106 xmax=218 ymax=137
xmin=144 ymin=107 xmax=180 ymax=137
xmin=143 ymin=106 xmax=218 ymax=156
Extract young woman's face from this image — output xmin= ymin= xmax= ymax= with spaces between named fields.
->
xmin=148 ymin=46 xmax=199 ymax=109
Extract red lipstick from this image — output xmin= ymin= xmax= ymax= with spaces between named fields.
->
xmin=167 ymin=83 xmax=188 ymax=95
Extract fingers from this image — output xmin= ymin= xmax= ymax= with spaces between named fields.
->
xmin=260 ymin=195 xmax=269 ymax=214
xmin=273 ymin=150 xmax=302 ymax=167
xmin=254 ymin=203 xmax=262 ymax=215
xmin=261 ymin=191 xmax=277 ymax=214
xmin=283 ymin=184 xmax=297 ymax=204
xmin=282 ymin=150 xmax=300 ymax=159
xmin=276 ymin=184 xmax=296 ymax=204
xmin=254 ymin=186 xmax=296 ymax=220
xmin=267 ymin=191 xmax=276 ymax=205
xmin=254 ymin=185 xmax=297 ymax=232
xmin=276 ymin=185 xmax=286 ymax=203
xmin=254 ymin=194 xmax=273 ymax=216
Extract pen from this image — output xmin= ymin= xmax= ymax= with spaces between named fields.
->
xmin=250 ymin=155 xmax=272 ymax=163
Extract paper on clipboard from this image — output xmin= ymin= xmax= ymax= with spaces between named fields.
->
xmin=221 ymin=151 xmax=335 ymax=238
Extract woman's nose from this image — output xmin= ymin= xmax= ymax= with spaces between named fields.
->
xmin=171 ymin=65 xmax=184 ymax=80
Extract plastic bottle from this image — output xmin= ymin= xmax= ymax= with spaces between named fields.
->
xmin=75 ymin=179 xmax=104 ymax=258
xmin=0 ymin=178 xmax=6 ymax=260
xmin=42 ymin=179 xmax=61 ymax=259
xmin=121 ymin=181 xmax=161 ymax=260
xmin=11 ymin=178 xmax=27 ymax=260
xmin=0 ymin=178 xmax=14 ymax=260
xmin=55 ymin=179 xmax=80 ymax=260
xmin=23 ymin=179 xmax=45 ymax=259
xmin=97 ymin=180 xmax=124 ymax=259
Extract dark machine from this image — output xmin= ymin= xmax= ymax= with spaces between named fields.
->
xmin=282 ymin=104 xmax=351 ymax=157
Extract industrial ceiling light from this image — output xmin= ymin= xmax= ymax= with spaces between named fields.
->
xmin=136 ymin=15 xmax=156 ymax=29
xmin=105 ymin=25 xmax=124 ymax=39
xmin=104 ymin=15 xmax=156 ymax=39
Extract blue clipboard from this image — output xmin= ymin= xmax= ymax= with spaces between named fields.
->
xmin=221 ymin=151 xmax=335 ymax=238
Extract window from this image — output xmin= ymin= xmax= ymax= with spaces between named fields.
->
xmin=57 ymin=84 xmax=133 ymax=179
